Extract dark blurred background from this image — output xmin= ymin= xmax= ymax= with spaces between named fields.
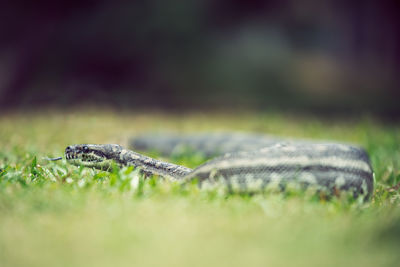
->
xmin=0 ymin=0 xmax=399 ymax=117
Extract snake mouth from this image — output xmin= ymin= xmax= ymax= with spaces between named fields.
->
xmin=66 ymin=152 xmax=113 ymax=170
xmin=65 ymin=152 xmax=103 ymax=163
xmin=65 ymin=152 xmax=108 ymax=169
xmin=64 ymin=144 xmax=122 ymax=170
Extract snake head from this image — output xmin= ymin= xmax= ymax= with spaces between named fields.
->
xmin=65 ymin=144 xmax=123 ymax=170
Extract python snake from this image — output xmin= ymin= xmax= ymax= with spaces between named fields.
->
xmin=64 ymin=133 xmax=374 ymax=200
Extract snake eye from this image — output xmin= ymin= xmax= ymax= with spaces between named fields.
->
xmin=83 ymin=146 xmax=89 ymax=153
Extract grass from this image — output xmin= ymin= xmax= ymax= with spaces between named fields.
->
xmin=0 ymin=109 xmax=399 ymax=267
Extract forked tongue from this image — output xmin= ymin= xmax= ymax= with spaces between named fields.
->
xmin=43 ymin=157 xmax=63 ymax=161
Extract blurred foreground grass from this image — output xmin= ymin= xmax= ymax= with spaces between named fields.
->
xmin=0 ymin=110 xmax=400 ymax=267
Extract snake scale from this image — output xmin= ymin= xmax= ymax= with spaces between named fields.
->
xmin=63 ymin=133 xmax=374 ymax=200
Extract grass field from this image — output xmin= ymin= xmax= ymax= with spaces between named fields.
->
xmin=0 ymin=110 xmax=399 ymax=267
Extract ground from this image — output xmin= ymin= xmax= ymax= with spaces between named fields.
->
xmin=0 ymin=110 xmax=399 ymax=267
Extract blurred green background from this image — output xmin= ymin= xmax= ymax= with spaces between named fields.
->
xmin=0 ymin=111 xmax=399 ymax=267
xmin=0 ymin=0 xmax=399 ymax=116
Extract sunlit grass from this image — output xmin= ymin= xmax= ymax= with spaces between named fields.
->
xmin=0 ymin=109 xmax=399 ymax=267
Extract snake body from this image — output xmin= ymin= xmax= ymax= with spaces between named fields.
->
xmin=131 ymin=132 xmax=281 ymax=157
xmin=65 ymin=135 xmax=374 ymax=200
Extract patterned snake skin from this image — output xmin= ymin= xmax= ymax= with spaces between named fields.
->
xmin=65 ymin=133 xmax=374 ymax=200
xmin=130 ymin=132 xmax=282 ymax=157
